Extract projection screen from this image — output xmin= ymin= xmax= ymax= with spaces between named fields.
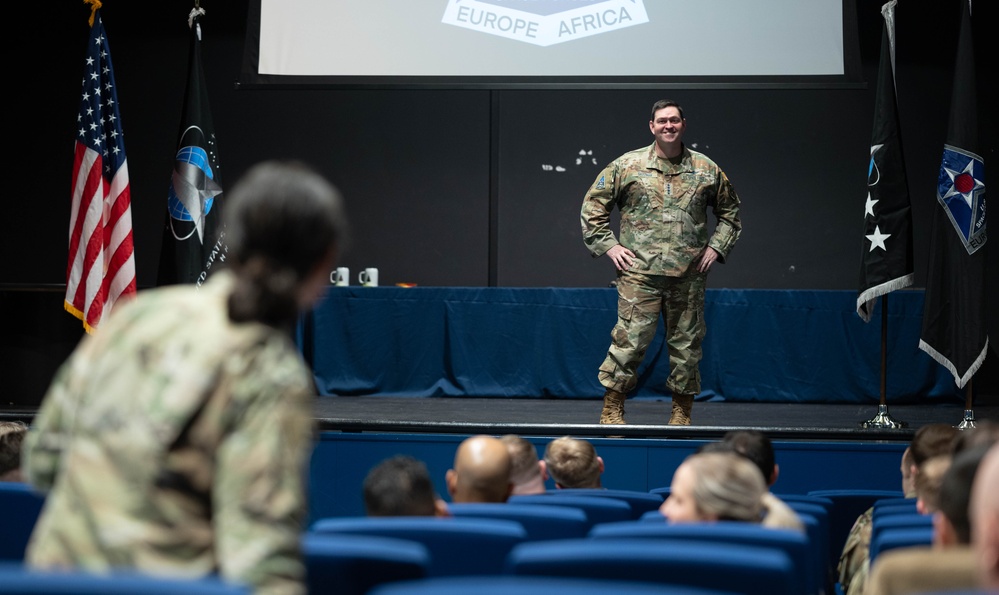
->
xmin=241 ymin=0 xmax=861 ymax=88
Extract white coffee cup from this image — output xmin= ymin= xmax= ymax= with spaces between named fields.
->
xmin=331 ymin=267 xmax=350 ymax=286
xmin=359 ymin=268 xmax=379 ymax=287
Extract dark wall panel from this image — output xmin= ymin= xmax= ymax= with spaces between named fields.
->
xmin=217 ymin=89 xmax=493 ymax=287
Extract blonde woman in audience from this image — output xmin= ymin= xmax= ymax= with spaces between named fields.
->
xmin=660 ymin=451 xmax=784 ymax=527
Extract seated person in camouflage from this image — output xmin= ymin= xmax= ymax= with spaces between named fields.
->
xmin=865 ymin=443 xmax=994 ymax=595
xmin=22 ymin=161 xmax=348 ymax=595
xmin=501 ymin=434 xmax=548 ymax=496
xmin=363 ymin=455 xmax=449 ymax=517
xmin=544 ymin=436 xmax=604 ymax=489
xmin=838 ymin=422 xmax=959 ymax=595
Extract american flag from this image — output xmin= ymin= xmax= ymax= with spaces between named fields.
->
xmin=65 ymin=10 xmax=136 ymax=333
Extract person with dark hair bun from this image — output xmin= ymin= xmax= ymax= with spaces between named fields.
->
xmin=23 ymin=161 xmax=347 ymax=595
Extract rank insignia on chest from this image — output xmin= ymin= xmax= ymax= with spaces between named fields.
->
xmin=666 ymin=182 xmax=672 ymax=196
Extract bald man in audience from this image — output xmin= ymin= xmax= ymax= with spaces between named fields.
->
xmin=445 ymin=435 xmax=513 ymax=503
xmin=500 ymin=434 xmax=548 ymax=495
xmin=971 ymin=443 xmax=999 ymax=590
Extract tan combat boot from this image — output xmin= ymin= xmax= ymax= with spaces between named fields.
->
xmin=668 ymin=394 xmax=694 ymax=426
xmin=599 ymin=388 xmax=627 ymax=425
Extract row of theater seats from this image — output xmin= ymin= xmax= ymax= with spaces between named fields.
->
xmin=0 ymin=482 xmax=947 ymax=595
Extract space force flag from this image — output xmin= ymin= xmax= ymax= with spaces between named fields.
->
xmin=157 ymin=8 xmax=226 ymax=287
xmin=918 ymin=0 xmax=988 ymax=388
xmin=65 ymin=6 xmax=137 ymax=333
xmin=857 ymin=1 xmax=914 ymax=322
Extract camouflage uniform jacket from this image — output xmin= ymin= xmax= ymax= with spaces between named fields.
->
xmin=581 ymin=143 xmax=742 ymax=276
xmin=22 ymin=271 xmax=315 ymax=595
xmin=838 ymin=505 xmax=874 ymax=594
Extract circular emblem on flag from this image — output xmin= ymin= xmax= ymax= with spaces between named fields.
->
xmin=168 ymin=146 xmax=219 ymax=222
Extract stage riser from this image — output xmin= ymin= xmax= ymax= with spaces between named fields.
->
xmin=309 ymin=433 xmax=905 ymax=521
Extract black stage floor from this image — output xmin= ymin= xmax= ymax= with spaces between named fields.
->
xmin=4 ymin=398 xmax=994 ymax=442
xmin=313 ymin=396 xmax=997 ymax=442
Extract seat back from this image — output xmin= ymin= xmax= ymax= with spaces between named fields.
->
xmin=506 ymin=494 xmax=632 ymax=528
xmin=309 ymin=516 xmax=527 ymax=577
xmin=302 ymin=533 xmax=429 ymax=595
xmin=806 ymin=489 xmax=903 ymax=570
xmin=0 ymin=482 xmax=45 ymax=561
xmin=0 ymin=563 xmax=248 ymax=594
xmin=506 ymin=537 xmax=796 ymax=595
xmin=869 ymin=525 xmax=935 ymax=562
xmin=588 ymin=521 xmax=817 ymax=595
xmin=447 ymin=503 xmax=589 ymax=541
xmin=872 ymin=501 xmax=919 ymax=523
xmin=369 ymin=575 xmax=744 ymax=595
xmin=870 ymin=512 xmax=933 ymax=549
xmin=783 ymin=500 xmax=832 ymax=590
xmin=543 ymin=488 xmax=665 ymax=519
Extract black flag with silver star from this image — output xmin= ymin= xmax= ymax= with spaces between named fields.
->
xmin=857 ymin=1 xmax=914 ymax=322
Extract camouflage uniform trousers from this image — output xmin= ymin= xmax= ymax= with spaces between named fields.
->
xmin=598 ymin=268 xmax=707 ymax=396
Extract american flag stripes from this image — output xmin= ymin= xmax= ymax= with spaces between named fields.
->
xmin=65 ymin=10 xmax=136 ymax=333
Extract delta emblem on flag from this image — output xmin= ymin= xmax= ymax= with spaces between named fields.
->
xmin=65 ymin=9 xmax=137 ymax=333
xmin=919 ymin=0 xmax=988 ymax=389
xmin=937 ymin=145 xmax=986 ymax=254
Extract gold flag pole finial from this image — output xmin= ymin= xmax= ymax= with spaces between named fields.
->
xmin=84 ymin=0 xmax=102 ymax=27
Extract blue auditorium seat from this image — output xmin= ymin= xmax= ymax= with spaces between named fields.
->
xmin=309 ymin=516 xmax=527 ymax=577
xmin=505 ymin=537 xmax=796 ymax=595
xmin=806 ymin=489 xmax=904 ymax=570
xmin=447 ymin=502 xmax=589 ymax=541
xmin=783 ymin=500 xmax=832 ymax=590
xmin=506 ymin=494 xmax=632 ymax=528
xmin=542 ymin=488 xmax=665 ymax=519
xmin=870 ymin=512 xmax=933 ymax=550
xmin=0 ymin=563 xmax=248 ymax=594
xmin=369 ymin=576 xmax=742 ymax=595
xmin=0 ymin=482 xmax=45 ymax=561
xmin=588 ymin=520 xmax=818 ymax=595
xmin=774 ymin=493 xmax=834 ymax=515
xmin=872 ymin=497 xmax=917 ymax=511
xmin=872 ymin=499 xmax=919 ymax=522
xmin=302 ymin=533 xmax=429 ymax=595
xmin=649 ymin=486 xmax=671 ymax=498
xmin=869 ymin=526 xmax=935 ymax=562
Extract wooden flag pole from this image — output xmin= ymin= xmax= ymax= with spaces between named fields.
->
xmin=862 ymin=295 xmax=907 ymax=429
xmin=957 ymin=379 xmax=977 ymax=429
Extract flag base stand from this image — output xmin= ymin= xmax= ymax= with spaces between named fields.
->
xmin=860 ymin=404 xmax=907 ymax=429
xmin=956 ymin=409 xmax=976 ymax=430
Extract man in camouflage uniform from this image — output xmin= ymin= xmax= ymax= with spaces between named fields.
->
xmin=581 ymin=99 xmax=742 ymax=426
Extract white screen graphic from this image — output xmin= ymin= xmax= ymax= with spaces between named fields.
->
xmin=256 ymin=0 xmax=845 ymax=78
